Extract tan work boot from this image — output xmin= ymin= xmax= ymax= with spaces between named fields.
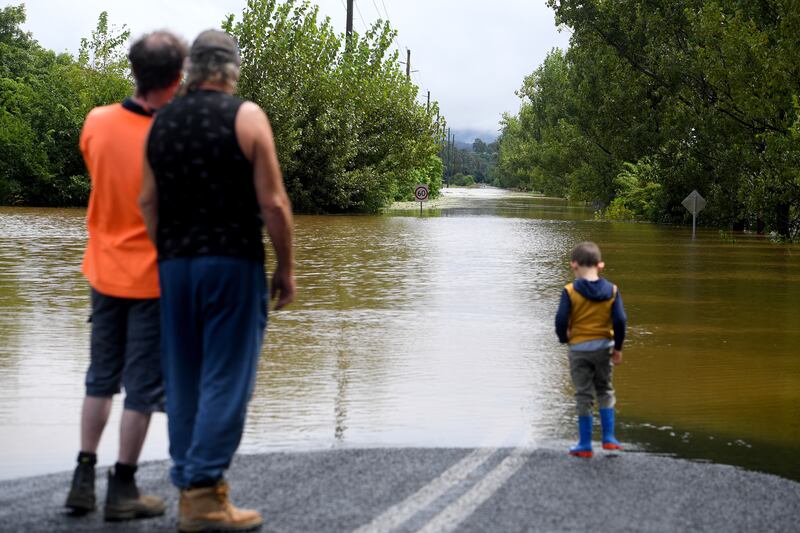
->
xmin=104 ymin=469 xmax=167 ymax=521
xmin=178 ymin=480 xmax=263 ymax=532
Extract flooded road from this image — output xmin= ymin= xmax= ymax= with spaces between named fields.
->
xmin=1 ymin=188 xmax=798 ymax=480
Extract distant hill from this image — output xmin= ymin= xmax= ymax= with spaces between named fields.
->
xmin=451 ymin=128 xmax=499 ymax=150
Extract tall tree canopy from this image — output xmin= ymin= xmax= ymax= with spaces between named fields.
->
xmin=0 ymin=5 xmax=131 ymax=205
xmin=1 ymin=1 xmax=443 ymax=212
xmin=224 ymin=0 xmax=443 ymax=213
xmin=496 ymin=0 xmax=800 ymax=238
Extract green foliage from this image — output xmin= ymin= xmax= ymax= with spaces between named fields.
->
xmin=0 ymin=5 xmax=131 ymax=206
xmin=407 ymin=153 xmax=443 ymax=198
xmin=3 ymin=1 xmax=438 ymax=212
xmin=224 ymin=0 xmax=442 ymax=213
xmin=78 ymin=11 xmax=130 ymax=75
xmin=497 ymin=0 xmax=800 ymax=238
xmin=442 ymin=138 xmax=497 ymax=184
xmin=449 ymin=173 xmax=475 ymax=187
xmin=606 ymin=159 xmax=666 ymax=222
xmin=718 ymin=229 xmax=736 ymax=244
xmin=494 ymin=49 xmax=610 ymax=198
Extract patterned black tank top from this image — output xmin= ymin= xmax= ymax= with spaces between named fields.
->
xmin=146 ymin=89 xmax=264 ymax=264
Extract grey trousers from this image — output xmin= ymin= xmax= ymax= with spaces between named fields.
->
xmin=568 ymin=347 xmax=616 ymax=417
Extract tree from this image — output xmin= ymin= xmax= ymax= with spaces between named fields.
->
xmin=0 ymin=5 xmax=131 ymax=206
xmin=224 ymin=0 xmax=442 ymax=213
xmin=442 ymin=137 xmax=496 ymax=185
xmin=496 ymin=0 xmax=800 ymax=237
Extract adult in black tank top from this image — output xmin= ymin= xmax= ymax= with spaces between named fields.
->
xmin=140 ymin=29 xmax=295 ymax=531
xmin=147 ymin=89 xmax=264 ymax=263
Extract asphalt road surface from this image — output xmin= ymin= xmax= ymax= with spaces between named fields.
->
xmin=1 ymin=443 xmax=798 ymax=532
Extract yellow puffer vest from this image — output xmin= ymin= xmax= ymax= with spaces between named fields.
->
xmin=565 ymin=282 xmax=617 ymax=345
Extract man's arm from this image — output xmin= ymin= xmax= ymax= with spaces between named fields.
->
xmin=236 ymin=101 xmax=296 ymax=310
xmin=555 ymin=289 xmax=571 ymax=343
xmin=139 ymin=154 xmax=158 ymax=245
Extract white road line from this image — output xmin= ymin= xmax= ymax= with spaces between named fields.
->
xmin=414 ymin=446 xmax=534 ymax=533
xmin=353 ymin=448 xmax=498 ymax=533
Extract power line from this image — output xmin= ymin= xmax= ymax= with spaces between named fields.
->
xmin=379 ymin=0 xmax=392 ymax=23
xmin=354 ymin=0 xmax=369 ymax=33
xmin=346 ymin=0 xmax=429 ymax=104
xmin=361 ymin=0 xmax=422 ymax=94
xmin=370 ymin=0 xmax=384 ymax=21
xmin=375 ymin=0 xmax=404 ymax=62
xmin=370 ymin=0 xmax=403 ymax=57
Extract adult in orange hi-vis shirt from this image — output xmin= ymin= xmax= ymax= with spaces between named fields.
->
xmin=65 ymin=31 xmax=187 ymax=523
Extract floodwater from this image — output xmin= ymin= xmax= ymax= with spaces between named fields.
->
xmin=0 ymin=188 xmax=798 ymax=481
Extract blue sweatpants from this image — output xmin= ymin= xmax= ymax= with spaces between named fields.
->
xmin=158 ymin=256 xmax=267 ymax=488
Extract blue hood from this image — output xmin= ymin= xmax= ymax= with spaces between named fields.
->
xmin=573 ymin=277 xmax=615 ymax=301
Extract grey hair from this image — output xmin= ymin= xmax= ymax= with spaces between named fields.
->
xmin=182 ymin=30 xmax=241 ymax=94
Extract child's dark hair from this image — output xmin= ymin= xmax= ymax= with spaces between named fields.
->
xmin=571 ymin=242 xmax=602 ymax=267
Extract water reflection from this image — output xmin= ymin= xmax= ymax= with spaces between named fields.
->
xmin=0 ymin=189 xmax=799 ymax=482
xmin=0 ymin=209 xmax=166 ymax=481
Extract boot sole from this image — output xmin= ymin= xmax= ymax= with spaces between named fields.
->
xmin=602 ymin=443 xmax=622 ymax=450
xmin=65 ymin=504 xmax=95 ymax=516
xmin=178 ymin=517 xmax=264 ymax=532
xmin=105 ymin=503 xmax=167 ymax=521
xmin=569 ymin=450 xmax=593 ymax=458
xmin=65 ymin=496 xmax=96 ymax=516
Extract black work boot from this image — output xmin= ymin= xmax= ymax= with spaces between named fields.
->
xmin=65 ymin=452 xmax=96 ymax=515
xmin=104 ymin=464 xmax=166 ymax=521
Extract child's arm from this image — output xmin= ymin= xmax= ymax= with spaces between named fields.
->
xmin=555 ymin=289 xmax=571 ymax=343
xmin=611 ymin=289 xmax=627 ymax=364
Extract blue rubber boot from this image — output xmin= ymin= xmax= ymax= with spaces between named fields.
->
xmin=569 ymin=416 xmax=593 ymax=457
xmin=600 ymin=408 xmax=622 ymax=450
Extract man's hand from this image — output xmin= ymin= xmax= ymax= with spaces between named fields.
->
xmin=611 ymin=349 xmax=623 ymax=365
xmin=271 ymin=265 xmax=296 ymax=310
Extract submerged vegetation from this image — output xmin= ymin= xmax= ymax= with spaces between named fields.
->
xmin=496 ymin=1 xmax=800 ymax=239
xmin=0 ymin=2 xmax=442 ymax=212
xmin=224 ymin=0 xmax=442 ymax=213
xmin=0 ymin=6 xmax=131 ymax=206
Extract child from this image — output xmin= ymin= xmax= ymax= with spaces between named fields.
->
xmin=555 ymin=242 xmax=627 ymax=457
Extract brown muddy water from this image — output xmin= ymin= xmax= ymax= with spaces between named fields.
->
xmin=0 ymin=188 xmax=798 ymax=481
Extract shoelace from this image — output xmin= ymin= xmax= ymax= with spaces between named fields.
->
xmin=214 ymin=485 xmax=236 ymax=513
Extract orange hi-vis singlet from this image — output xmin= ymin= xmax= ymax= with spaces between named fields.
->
xmin=80 ymin=100 xmax=159 ymax=299
xmin=565 ymin=282 xmax=617 ymax=345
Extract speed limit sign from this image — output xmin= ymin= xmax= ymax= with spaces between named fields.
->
xmin=414 ymin=184 xmax=430 ymax=202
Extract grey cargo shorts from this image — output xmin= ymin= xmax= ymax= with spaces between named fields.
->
xmin=85 ymin=288 xmax=164 ymax=413
xmin=568 ymin=346 xmax=616 ymax=417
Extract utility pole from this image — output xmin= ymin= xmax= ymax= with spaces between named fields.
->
xmin=346 ymin=0 xmax=354 ymax=37
xmin=401 ymin=49 xmax=419 ymax=80
xmin=446 ymin=127 xmax=452 ymax=187
xmin=452 ymin=133 xmax=457 ymax=177
xmin=448 ymin=128 xmax=453 ymax=171
xmin=426 ymin=90 xmax=430 ymax=113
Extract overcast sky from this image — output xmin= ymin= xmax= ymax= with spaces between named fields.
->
xmin=21 ymin=0 xmax=570 ymax=140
